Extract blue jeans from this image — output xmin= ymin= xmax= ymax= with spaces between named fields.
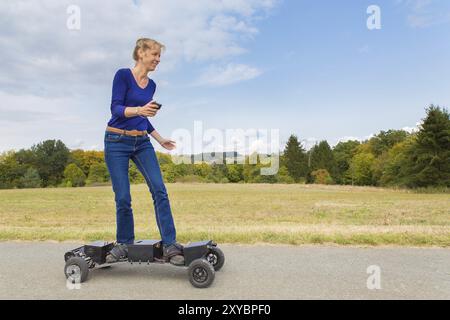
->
xmin=104 ymin=131 xmax=176 ymax=246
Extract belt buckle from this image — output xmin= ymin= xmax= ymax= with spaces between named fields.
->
xmin=130 ymin=130 xmax=139 ymax=137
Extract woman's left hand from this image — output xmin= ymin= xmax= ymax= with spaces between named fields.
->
xmin=158 ymin=138 xmax=176 ymax=150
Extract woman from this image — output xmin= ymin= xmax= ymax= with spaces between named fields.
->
xmin=104 ymin=38 xmax=184 ymax=265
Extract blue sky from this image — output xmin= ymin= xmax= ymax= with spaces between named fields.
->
xmin=0 ymin=0 xmax=449 ymax=154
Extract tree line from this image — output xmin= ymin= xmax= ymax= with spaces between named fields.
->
xmin=0 ymin=105 xmax=448 ymax=190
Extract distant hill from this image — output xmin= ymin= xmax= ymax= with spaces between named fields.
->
xmin=170 ymin=151 xmax=280 ymax=165
xmin=172 ymin=151 xmax=244 ymax=164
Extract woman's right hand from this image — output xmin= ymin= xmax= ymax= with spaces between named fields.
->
xmin=138 ymin=101 xmax=160 ymax=117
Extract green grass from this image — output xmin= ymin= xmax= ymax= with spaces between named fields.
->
xmin=0 ymin=183 xmax=449 ymax=246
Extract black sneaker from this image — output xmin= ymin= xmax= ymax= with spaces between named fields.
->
xmin=163 ymin=242 xmax=185 ymax=266
xmin=105 ymin=243 xmax=128 ymax=263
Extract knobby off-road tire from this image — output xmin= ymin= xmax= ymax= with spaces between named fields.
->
xmin=206 ymin=247 xmax=225 ymax=271
xmin=64 ymin=257 xmax=89 ymax=283
xmin=188 ymin=259 xmax=215 ymax=288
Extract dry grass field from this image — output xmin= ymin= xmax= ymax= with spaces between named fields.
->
xmin=0 ymin=183 xmax=449 ymax=246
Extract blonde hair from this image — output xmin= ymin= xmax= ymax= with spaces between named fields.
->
xmin=133 ymin=38 xmax=165 ymax=61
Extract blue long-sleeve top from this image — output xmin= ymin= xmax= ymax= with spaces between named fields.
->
xmin=107 ymin=68 xmax=156 ymax=133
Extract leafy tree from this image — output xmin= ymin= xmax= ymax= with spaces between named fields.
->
xmin=18 ymin=167 xmax=42 ymax=188
xmin=194 ymin=163 xmax=212 ymax=178
xmin=227 ymin=164 xmax=243 ymax=183
xmin=332 ymin=140 xmax=360 ymax=184
xmin=368 ymin=130 xmax=410 ymax=157
xmin=86 ymin=163 xmax=110 ymax=185
xmin=156 ymin=152 xmax=173 ymax=165
xmin=370 ymin=130 xmax=411 ymax=187
xmin=311 ymin=169 xmax=333 ymax=185
xmin=253 ymin=173 xmax=277 ymax=184
xmin=275 ymin=166 xmax=295 ymax=184
xmin=211 ymin=163 xmax=227 ymax=182
xmin=63 ymin=163 xmax=86 ymax=187
xmin=243 ymin=158 xmax=259 ymax=183
xmin=380 ymin=137 xmax=416 ymax=187
xmin=309 ymin=141 xmax=338 ymax=181
xmin=175 ymin=163 xmax=193 ymax=177
xmin=31 ymin=140 xmax=70 ymax=187
xmin=371 ymin=151 xmax=389 ymax=186
xmin=69 ymin=150 xmax=105 ymax=177
xmin=348 ymin=152 xmax=376 ymax=186
xmin=205 ymin=173 xmax=220 ymax=183
xmin=220 ymin=177 xmax=229 ymax=183
xmin=0 ymin=151 xmax=29 ymax=189
xmin=14 ymin=148 xmax=36 ymax=167
xmin=161 ymin=163 xmax=177 ymax=183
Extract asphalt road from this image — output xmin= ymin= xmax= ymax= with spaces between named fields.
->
xmin=0 ymin=242 xmax=449 ymax=299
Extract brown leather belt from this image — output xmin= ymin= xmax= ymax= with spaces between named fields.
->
xmin=106 ymin=126 xmax=148 ymax=137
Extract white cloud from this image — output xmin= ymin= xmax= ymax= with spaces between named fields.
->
xmin=396 ymin=0 xmax=450 ymax=28
xmin=0 ymin=0 xmax=279 ymax=151
xmin=330 ymin=124 xmax=422 ymax=148
xmin=0 ymin=91 xmax=102 ymax=152
xmin=0 ymin=0 xmax=278 ymax=96
xmin=86 ymin=145 xmax=101 ymax=151
xmin=402 ymin=121 xmax=422 ymax=133
xmin=195 ymin=63 xmax=263 ymax=87
xmin=70 ymin=139 xmax=85 ymax=149
xmin=330 ymin=134 xmax=375 ymax=148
